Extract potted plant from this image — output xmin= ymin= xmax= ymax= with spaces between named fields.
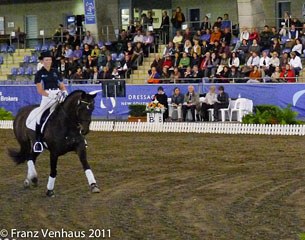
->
xmin=128 ymin=104 xmax=147 ymax=122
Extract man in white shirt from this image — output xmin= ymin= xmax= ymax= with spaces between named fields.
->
xmin=259 ymin=50 xmax=271 ymax=76
xmin=289 ymin=51 xmax=302 ymax=76
xmin=242 ymin=51 xmax=260 ymax=74
xmin=133 ymin=30 xmax=144 ymax=44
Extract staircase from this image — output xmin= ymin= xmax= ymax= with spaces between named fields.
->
xmin=129 ymin=44 xmax=166 ymax=84
xmin=0 ymin=49 xmax=33 ymax=80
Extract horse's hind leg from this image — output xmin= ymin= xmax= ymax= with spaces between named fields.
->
xmin=24 ymin=153 xmax=40 ymax=188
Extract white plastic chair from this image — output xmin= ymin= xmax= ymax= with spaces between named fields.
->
xmin=230 ymin=98 xmax=253 ymax=122
xmin=219 ymin=98 xmax=234 ymax=122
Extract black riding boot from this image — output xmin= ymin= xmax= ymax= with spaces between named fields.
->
xmin=33 ymin=123 xmax=43 ymax=152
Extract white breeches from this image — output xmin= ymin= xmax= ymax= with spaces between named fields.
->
xmin=36 ymin=89 xmax=60 ymax=124
xmin=168 ymin=104 xmax=182 ymax=119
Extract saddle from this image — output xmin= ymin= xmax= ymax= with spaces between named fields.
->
xmin=26 ymin=107 xmax=53 ymax=134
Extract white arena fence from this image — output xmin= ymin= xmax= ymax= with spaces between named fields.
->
xmin=1 ymin=120 xmax=305 ymax=136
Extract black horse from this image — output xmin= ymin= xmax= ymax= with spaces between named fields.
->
xmin=8 ymin=90 xmax=100 ymax=197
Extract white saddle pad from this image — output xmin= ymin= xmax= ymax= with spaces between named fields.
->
xmin=26 ymin=107 xmax=53 ymax=133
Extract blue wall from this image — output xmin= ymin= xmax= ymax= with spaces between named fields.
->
xmin=1 ymin=83 xmax=305 ymax=119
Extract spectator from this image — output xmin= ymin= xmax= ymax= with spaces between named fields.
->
xmin=292 ymin=38 xmax=302 ymax=56
xmin=239 ymin=27 xmax=250 ymax=41
xmin=91 ymin=44 xmax=100 ymax=61
xmin=111 ymin=68 xmax=121 ymax=79
xmin=221 ymin=28 xmax=232 ymax=46
xmin=201 ymin=85 xmax=217 ymax=121
xmin=260 ymin=25 xmax=272 ymax=51
xmin=287 ymin=24 xmax=299 ymax=46
xmin=210 ymin=26 xmax=222 ymax=45
xmin=221 ymin=13 xmax=231 ymax=30
xmin=147 ymin=66 xmax=161 ymax=84
xmin=242 ymin=51 xmax=260 ymax=74
xmin=247 ymin=65 xmax=262 ymax=83
xmin=82 ymin=43 xmax=91 ymax=61
xmin=200 ymin=16 xmax=211 ymax=33
xmin=150 ymin=54 xmax=163 ymax=74
xmin=228 ymin=52 xmax=240 ymax=68
xmin=160 ymin=10 xmax=170 ymax=44
xmin=171 ymin=6 xmax=185 ymax=34
xmin=98 ymin=65 xmax=112 ymax=80
xmin=163 ymin=41 xmax=175 ymax=58
xmin=289 ymin=51 xmax=302 ymax=76
xmin=249 ymin=27 xmax=260 ymax=43
xmin=269 ymin=37 xmax=281 ymax=56
xmin=133 ymin=42 xmax=144 ymax=66
xmin=216 ymin=53 xmax=229 ymax=75
xmin=73 ymin=45 xmax=83 ymax=64
xmin=271 ymin=66 xmax=282 ymax=82
xmin=191 ymin=65 xmax=203 ymax=82
xmin=269 ymin=51 xmax=280 ymax=74
xmin=127 ymin=20 xmax=136 ymax=39
xmin=280 ymin=52 xmax=290 ymax=70
xmin=147 ymin=11 xmax=154 ymax=26
xmin=168 ymin=87 xmax=184 ymax=122
xmin=213 ymin=17 xmax=222 ymax=29
xmin=103 ymin=54 xmax=115 ymax=72
xmin=279 ymin=11 xmax=291 ymax=37
xmin=219 ymin=41 xmax=230 ymax=56
xmin=172 ymin=52 xmax=181 ymax=68
xmin=140 ymin=13 xmax=149 ymax=31
xmin=236 ymin=39 xmax=249 ymax=64
xmin=170 ymin=67 xmax=181 ymax=83
xmin=259 ymin=50 xmax=271 ymax=76
xmin=173 ymin=42 xmax=181 ymax=55
xmin=133 ymin=30 xmax=144 ymax=44
xmin=86 ymin=55 xmax=97 ymax=70
xmin=183 ymin=39 xmax=192 ymax=55
xmin=118 ymin=54 xmax=132 ymax=78
xmin=228 ymin=66 xmax=243 ymax=83
xmin=83 ymin=31 xmax=95 ymax=47
xmin=248 ymin=39 xmax=260 ymax=54
xmin=183 ymin=66 xmax=193 ymax=80
xmin=200 ymin=28 xmax=211 ymax=43
xmin=213 ymin=85 xmax=229 ymax=121
xmin=72 ymin=66 xmax=85 ymax=83
xmin=152 ymin=86 xmax=169 ymax=121
xmin=162 ymin=56 xmax=173 ymax=69
xmin=143 ymin=31 xmax=154 ymax=57
xmin=280 ymin=63 xmax=295 ymax=82
xmin=64 ymin=45 xmax=73 ymax=59
xmin=183 ymin=28 xmax=193 ymax=42
xmin=270 ymin=26 xmax=280 ymax=41
xmin=190 ymin=52 xmax=200 ymax=68
xmin=161 ymin=66 xmax=170 ymax=80
xmin=178 ymin=52 xmax=190 ymax=69
xmin=191 ymin=39 xmax=201 ymax=56
xmin=182 ymin=85 xmax=199 ymax=122
xmin=201 ymin=40 xmax=210 ymax=56
xmin=173 ymin=30 xmax=183 ymax=45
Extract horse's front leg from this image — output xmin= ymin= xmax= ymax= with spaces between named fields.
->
xmin=46 ymin=153 xmax=58 ymax=197
xmin=77 ymin=142 xmax=100 ymax=193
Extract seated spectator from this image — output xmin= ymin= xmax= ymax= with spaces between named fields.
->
xmin=210 ymin=40 xmax=220 ymax=55
xmin=163 ymin=41 xmax=175 ymax=58
xmin=190 ymin=52 xmax=200 ymax=68
xmin=269 ymin=51 xmax=280 ymax=74
xmin=71 ymin=66 xmax=85 ymax=83
xmin=248 ymin=39 xmax=260 ymax=54
xmin=64 ymin=33 xmax=74 ymax=46
xmin=118 ymin=54 xmax=132 ymax=78
xmin=289 ymin=51 xmax=302 ymax=76
xmin=168 ymin=87 xmax=184 ymax=122
xmin=73 ymin=45 xmax=83 ymax=63
xmin=260 ymin=25 xmax=272 ymax=50
xmin=269 ymin=37 xmax=281 ymax=56
xmin=86 ymin=55 xmax=97 ymax=70
xmin=91 ymin=44 xmax=100 ymax=60
xmin=200 ymin=16 xmax=211 ymax=32
xmin=124 ymin=41 xmax=134 ymax=57
xmin=228 ymin=66 xmax=243 ymax=83
xmin=239 ymin=27 xmax=250 ymax=41
xmin=170 ymin=67 xmax=181 ymax=83
xmin=270 ymin=26 xmax=280 ymax=41
xmin=219 ymin=41 xmax=230 ymax=56
xmin=173 ymin=30 xmax=183 ymax=45
xmin=183 ymin=27 xmax=193 ymax=42
xmin=82 ymin=43 xmax=91 ymax=61
xmin=178 ymin=52 xmax=190 ymax=69
xmin=184 ymin=66 xmax=193 ymax=80
xmin=83 ymin=31 xmax=95 ymax=47
xmin=207 ymin=52 xmax=219 ymax=78
xmin=210 ymin=26 xmax=222 ymax=45
xmin=216 ymin=53 xmax=229 ymax=75
xmin=66 ymin=57 xmax=77 ymax=77
xmin=216 ymin=65 xmax=230 ymax=83
xmin=152 ymin=86 xmax=168 ymax=121
xmin=147 ymin=66 xmax=161 ymax=84
xmin=249 ymin=27 xmax=260 ymax=43
xmin=191 ymin=39 xmax=201 ymax=56
xmin=228 ymin=52 xmax=240 ymax=68
xmin=162 ymin=56 xmax=172 ymax=69
xmin=64 ymin=44 xmax=73 ymax=59
xmin=271 ymin=66 xmax=282 ymax=82
xmin=288 ymin=24 xmax=299 ymax=41
xmin=280 ymin=52 xmax=290 ymax=70
xmin=173 ymin=42 xmax=181 ymax=55
xmin=213 ymin=17 xmax=222 ymax=29
xmin=183 ymin=39 xmax=192 ymax=55
xmin=143 ymin=31 xmax=154 ymax=57
xmin=247 ymin=65 xmax=262 ymax=83
xmin=150 ymin=54 xmax=163 ymax=74
xmin=58 ymin=57 xmax=67 ymax=77
xmin=259 ymin=51 xmax=271 ymax=76
xmin=221 ymin=13 xmax=231 ymax=30
xmin=221 ymin=27 xmax=232 ymax=46
xmin=111 ymin=68 xmax=121 ymax=79
xmin=172 ymin=52 xmax=181 ymax=68
xmin=182 ymin=85 xmax=200 ymax=122
xmin=161 ymin=66 xmax=171 ymax=80
xmin=133 ymin=30 xmax=144 ymax=44
xmin=213 ymin=85 xmax=229 ymax=121
xmin=200 ymin=29 xmax=211 ymax=43
xmin=280 ymin=63 xmax=295 ymax=82
xmin=201 ymin=85 xmax=217 ymax=121
xmin=191 ymin=65 xmax=203 ymax=82
xmin=98 ymin=66 xmax=112 ymax=80
xmin=242 ymin=51 xmax=260 ymax=75
xmin=201 ymin=40 xmax=210 ymax=56
xmin=236 ymin=39 xmax=249 ymax=63
xmin=292 ymin=38 xmax=302 ymax=56
xmin=133 ymin=42 xmax=144 ymax=66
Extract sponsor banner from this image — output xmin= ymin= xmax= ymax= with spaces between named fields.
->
xmin=83 ymin=0 xmax=96 ymax=25
xmin=1 ymin=84 xmax=305 ymax=118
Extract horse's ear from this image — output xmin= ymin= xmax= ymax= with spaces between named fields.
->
xmin=90 ymin=93 xmax=97 ymax=99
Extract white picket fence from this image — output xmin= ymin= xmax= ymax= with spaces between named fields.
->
xmin=1 ymin=120 xmax=304 ymax=136
xmin=0 ymin=121 xmax=305 ymax=136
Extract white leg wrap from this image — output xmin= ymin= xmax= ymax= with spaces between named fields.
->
xmin=47 ymin=176 xmax=56 ymax=190
xmin=85 ymin=169 xmax=96 ymax=185
xmin=27 ymin=160 xmax=37 ymax=179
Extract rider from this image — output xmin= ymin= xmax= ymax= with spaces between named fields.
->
xmin=33 ymin=51 xmax=68 ymax=152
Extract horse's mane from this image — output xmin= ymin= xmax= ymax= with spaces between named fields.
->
xmin=63 ymin=90 xmax=86 ymax=102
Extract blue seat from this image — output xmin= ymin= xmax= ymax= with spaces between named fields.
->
xmin=17 ymin=67 xmax=25 ymax=75
xmin=280 ymin=36 xmax=289 ymax=45
xmin=8 ymin=45 xmax=15 ymax=53
xmin=282 ymin=48 xmax=291 ymax=54
xmin=23 ymin=55 xmax=30 ymax=63
xmin=0 ymin=56 xmax=3 ymax=65
xmin=231 ymin=37 xmax=239 ymax=45
xmin=111 ymin=53 xmax=117 ymax=61
xmin=116 ymin=53 xmax=125 ymax=61
xmin=11 ymin=67 xmax=18 ymax=75
xmin=25 ymin=66 xmax=33 ymax=75
xmin=0 ymin=44 xmax=8 ymax=53
xmin=30 ymin=55 xmax=38 ymax=63
xmin=41 ymin=44 xmax=49 ymax=52
xmin=98 ymin=41 xmax=104 ymax=48
xmin=34 ymin=44 xmax=42 ymax=52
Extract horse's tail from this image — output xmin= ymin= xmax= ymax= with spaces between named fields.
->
xmin=8 ymin=147 xmax=28 ymax=165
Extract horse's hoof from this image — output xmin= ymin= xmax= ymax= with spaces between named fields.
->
xmin=31 ymin=177 xmax=38 ymax=187
xmin=24 ymin=179 xmax=30 ymax=188
xmin=46 ymin=190 xmax=55 ymax=197
xmin=90 ymin=183 xmax=100 ymax=193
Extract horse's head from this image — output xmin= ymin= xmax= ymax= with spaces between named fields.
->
xmin=75 ymin=91 xmax=97 ymax=135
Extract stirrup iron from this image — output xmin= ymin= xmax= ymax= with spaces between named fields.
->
xmin=33 ymin=142 xmax=43 ymax=153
